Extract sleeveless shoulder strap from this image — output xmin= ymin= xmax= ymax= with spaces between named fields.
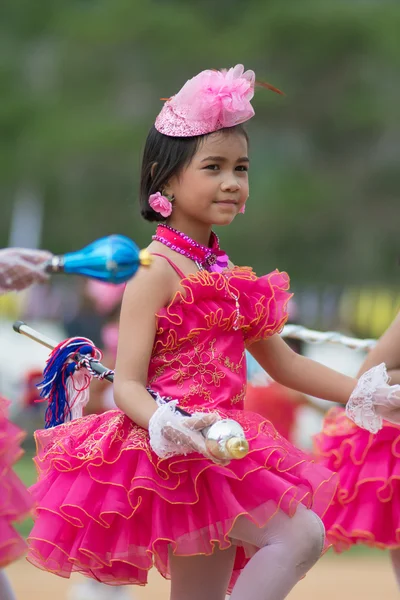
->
xmin=151 ymin=253 xmax=187 ymax=280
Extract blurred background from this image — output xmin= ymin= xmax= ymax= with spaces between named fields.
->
xmin=1 ymin=0 xmax=399 ymax=598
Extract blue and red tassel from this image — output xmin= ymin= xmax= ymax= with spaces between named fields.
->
xmin=38 ymin=337 xmax=101 ymax=428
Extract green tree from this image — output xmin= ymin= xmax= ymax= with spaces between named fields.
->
xmin=0 ymin=0 xmax=399 ymax=285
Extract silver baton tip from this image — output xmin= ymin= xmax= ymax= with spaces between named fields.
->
xmin=13 ymin=321 xmax=26 ymax=333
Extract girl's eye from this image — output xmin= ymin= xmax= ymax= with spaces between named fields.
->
xmin=236 ymin=166 xmax=248 ymax=172
xmin=204 ymin=164 xmax=219 ymax=171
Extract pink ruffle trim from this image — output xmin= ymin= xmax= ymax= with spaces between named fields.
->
xmin=314 ymin=406 xmax=400 ymax=551
xmin=154 ymin=267 xmax=292 ymax=355
xmin=28 ymin=407 xmax=336 ymax=590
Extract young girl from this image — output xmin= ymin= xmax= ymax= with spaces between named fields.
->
xmin=0 ymin=247 xmax=50 ymax=600
xmin=26 ymin=65 xmax=400 ymax=600
xmin=315 ymin=310 xmax=400 ymax=585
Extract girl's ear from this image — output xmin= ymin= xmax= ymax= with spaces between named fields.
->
xmin=150 ymin=162 xmax=158 ymax=179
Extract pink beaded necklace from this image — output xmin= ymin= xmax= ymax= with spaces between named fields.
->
xmin=153 ymin=224 xmax=241 ymax=330
xmin=152 ymin=224 xmax=229 ymax=273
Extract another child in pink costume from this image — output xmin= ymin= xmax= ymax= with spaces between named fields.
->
xmin=315 ymin=311 xmax=400 ymax=587
xmin=26 ymin=66 xmax=400 ymax=600
xmin=0 ymin=397 xmax=32 ymax=587
xmin=0 ymin=247 xmax=50 ymax=600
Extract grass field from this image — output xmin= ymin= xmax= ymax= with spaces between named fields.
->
xmin=12 ymin=451 xmax=37 ymax=538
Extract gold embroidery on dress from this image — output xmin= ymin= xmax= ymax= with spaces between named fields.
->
xmin=217 ymin=350 xmax=245 ymax=375
xmin=153 ymin=267 xmax=291 ymax=355
xmin=37 ymin=412 xmax=156 ymax=465
xmin=230 ymin=384 xmax=247 ymax=405
xmin=149 ymin=339 xmax=226 ymax=397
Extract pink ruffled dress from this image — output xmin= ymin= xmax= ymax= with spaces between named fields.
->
xmin=315 ymin=406 xmax=400 ymax=551
xmin=0 ymin=396 xmax=33 ymax=567
xmin=27 ymin=266 xmax=337 ymax=590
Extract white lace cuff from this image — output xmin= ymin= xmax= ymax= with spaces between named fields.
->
xmin=345 ymin=364 xmax=388 ymax=433
xmin=148 ymin=399 xmax=202 ymax=459
xmin=0 ymin=248 xmax=50 ymax=293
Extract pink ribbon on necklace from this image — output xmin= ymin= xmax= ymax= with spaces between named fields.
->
xmin=153 ymin=224 xmax=230 ymax=273
xmin=208 ymin=250 xmax=229 ymax=273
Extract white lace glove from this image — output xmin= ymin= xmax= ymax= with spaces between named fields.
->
xmin=148 ymin=399 xmax=220 ymax=459
xmin=346 ymin=363 xmax=400 ymax=433
xmin=0 ymin=248 xmax=51 ymax=293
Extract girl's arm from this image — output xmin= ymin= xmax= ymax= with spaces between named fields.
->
xmin=114 ymin=257 xmax=221 ymax=459
xmin=249 ymin=332 xmax=400 ymax=432
xmin=248 ymin=334 xmax=356 ymax=404
xmin=113 ymin=257 xmax=175 ymax=429
xmin=357 ymin=311 xmax=400 ymax=382
xmin=387 ymin=370 xmax=400 ymax=385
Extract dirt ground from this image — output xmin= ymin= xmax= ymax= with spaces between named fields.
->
xmin=5 ymin=553 xmax=398 ymax=599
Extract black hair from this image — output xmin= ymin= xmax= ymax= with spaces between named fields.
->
xmin=139 ymin=124 xmax=248 ymax=222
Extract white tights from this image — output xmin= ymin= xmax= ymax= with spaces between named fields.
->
xmin=0 ymin=571 xmax=16 ymax=600
xmin=169 ymin=504 xmax=325 ymax=600
xmin=390 ymin=548 xmax=400 ymax=589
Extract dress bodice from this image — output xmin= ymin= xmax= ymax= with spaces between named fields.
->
xmin=147 ymin=267 xmax=291 ymax=411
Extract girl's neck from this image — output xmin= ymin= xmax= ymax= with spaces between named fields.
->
xmin=165 ymin=217 xmax=213 ymax=248
xmin=153 ymin=223 xmax=229 ymax=273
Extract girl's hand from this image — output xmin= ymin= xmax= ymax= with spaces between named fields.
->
xmin=346 ymin=363 xmax=400 ymax=433
xmin=149 ymin=402 xmax=227 ymax=463
xmin=371 ymin=383 xmax=400 ymax=423
xmin=163 ymin=412 xmax=219 ymax=454
xmin=0 ymin=248 xmax=51 ymax=293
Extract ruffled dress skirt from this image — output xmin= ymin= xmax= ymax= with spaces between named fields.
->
xmin=314 ymin=406 xmax=400 ymax=551
xmin=0 ymin=396 xmax=33 ymax=567
xmin=27 ymin=407 xmax=337 ymax=590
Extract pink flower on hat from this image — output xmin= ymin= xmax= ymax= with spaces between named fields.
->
xmin=155 ymin=64 xmax=256 ymax=137
xmin=149 ymin=192 xmax=173 ymax=218
xmin=177 ymin=65 xmax=255 ymax=125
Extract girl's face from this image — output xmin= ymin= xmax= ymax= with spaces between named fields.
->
xmin=165 ymin=131 xmax=249 ymax=227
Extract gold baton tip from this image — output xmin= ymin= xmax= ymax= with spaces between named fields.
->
xmin=226 ymin=437 xmax=249 ymax=459
xmin=139 ymin=249 xmax=153 ymax=267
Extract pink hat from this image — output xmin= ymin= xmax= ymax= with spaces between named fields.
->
xmin=155 ymin=64 xmax=258 ymax=138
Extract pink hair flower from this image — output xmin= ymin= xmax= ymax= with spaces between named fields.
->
xmin=149 ymin=192 xmax=173 ymax=218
